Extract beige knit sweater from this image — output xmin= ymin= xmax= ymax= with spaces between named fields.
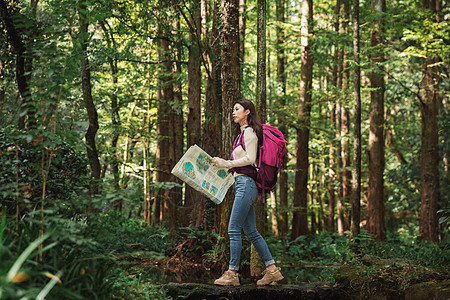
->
xmin=213 ymin=125 xmax=258 ymax=177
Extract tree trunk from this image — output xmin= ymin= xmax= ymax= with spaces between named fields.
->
xmin=292 ymin=0 xmax=313 ymax=240
xmin=204 ymin=0 xmax=222 ymax=232
xmin=100 ymin=22 xmax=122 ymax=210
xmin=276 ymin=0 xmax=288 ymax=237
xmin=184 ymin=0 xmax=203 ymax=227
xmin=0 ymin=0 xmax=34 ymax=129
xmin=350 ymin=0 xmax=362 ymax=239
xmin=419 ymin=0 xmax=441 ymax=242
xmin=171 ymin=15 xmax=184 ymax=230
xmin=219 ymin=0 xmax=240 ymax=245
xmin=239 ymin=0 xmax=246 ymax=65
xmin=367 ymin=0 xmax=386 ymax=240
xmin=155 ymin=22 xmax=173 ymax=225
xmin=251 ymin=0 xmax=267 ymax=277
xmin=328 ymin=102 xmax=336 ymax=232
xmin=79 ymin=0 xmax=101 ymax=198
xmin=335 ymin=103 xmax=345 ymax=235
xmin=327 ymin=0 xmax=340 ymax=233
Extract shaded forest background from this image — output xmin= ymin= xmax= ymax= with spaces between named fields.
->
xmin=0 ymin=0 xmax=449 ymax=298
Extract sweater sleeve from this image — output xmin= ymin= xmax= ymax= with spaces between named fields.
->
xmin=213 ymin=128 xmax=258 ymax=169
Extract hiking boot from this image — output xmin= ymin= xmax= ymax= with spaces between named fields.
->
xmin=256 ymin=267 xmax=284 ymax=285
xmin=214 ymin=270 xmax=240 ymax=286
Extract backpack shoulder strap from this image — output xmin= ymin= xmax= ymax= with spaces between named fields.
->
xmin=233 ymin=127 xmax=246 ymax=151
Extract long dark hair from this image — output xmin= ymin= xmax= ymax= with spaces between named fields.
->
xmin=233 ymin=99 xmax=263 ymax=142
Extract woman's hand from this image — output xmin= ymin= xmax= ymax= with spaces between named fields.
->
xmin=212 ymin=157 xmax=228 ymax=168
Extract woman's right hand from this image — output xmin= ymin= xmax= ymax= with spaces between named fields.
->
xmin=212 ymin=157 xmax=228 ymax=168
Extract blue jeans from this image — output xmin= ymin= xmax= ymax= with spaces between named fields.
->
xmin=228 ymin=175 xmax=275 ymax=271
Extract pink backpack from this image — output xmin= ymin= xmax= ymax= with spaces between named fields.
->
xmin=233 ymin=124 xmax=287 ymax=201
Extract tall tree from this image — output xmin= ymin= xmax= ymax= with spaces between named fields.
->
xmin=292 ymin=0 xmax=313 ymax=239
xmin=327 ymin=0 xmax=341 ymax=232
xmin=0 ymin=0 xmax=35 ymax=129
xmin=219 ymin=0 xmax=241 ymax=240
xmin=171 ymin=15 xmax=184 ymax=229
xmin=155 ymin=6 xmax=174 ymax=224
xmin=78 ymin=0 xmax=101 ymax=197
xmin=239 ymin=0 xmax=246 ymax=64
xmin=276 ymin=0 xmax=288 ymax=237
xmin=367 ymin=0 xmax=386 ymax=240
xmin=203 ymin=0 xmax=223 ymax=231
xmin=419 ymin=0 xmax=441 ymax=242
xmin=350 ymin=0 xmax=361 ymax=239
xmin=185 ymin=0 xmax=203 ymax=226
xmin=340 ymin=0 xmax=351 ymax=233
xmin=251 ymin=0 xmax=267 ymax=277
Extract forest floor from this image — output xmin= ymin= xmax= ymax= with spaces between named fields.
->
xmin=117 ymin=249 xmax=450 ymax=300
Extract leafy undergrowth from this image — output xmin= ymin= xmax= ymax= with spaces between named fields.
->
xmin=5 ymin=209 xmax=446 ymax=299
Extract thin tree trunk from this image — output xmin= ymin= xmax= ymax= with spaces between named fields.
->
xmin=419 ymin=0 xmax=441 ymax=242
xmin=204 ymin=0 xmax=222 ymax=232
xmin=100 ymin=22 xmax=122 ymax=210
xmin=292 ymin=0 xmax=313 ymax=240
xmin=184 ymin=0 xmax=203 ymax=227
xmin=367 ymin=0 xmax=386 ymax=240
xmin=276 ymin=0 xmax=288 ymax=237
xmin=336 ymin=102 xmax=344 ymax=235
xmin=328 ymin=102 xmax=336 ymax=232
xmin=0 ymin=0 xmax=34 ymax=129
xmin=155 ymin=27 xmax=173 ymax=224
xmin=219 ymin=0 xmax=240 ymax=246
xmin=79 ymin=0 xmax=100 ymax=198
xmin=350 ymin=0 xmax=361 ymax=239
xmin=251 ymin=0 xmax=267 ymax=277
xmin=327 ymin=0 xmax=341 ymax=233
xmin=172 ymin=15 xmax=184 ymax=229
xmin=239 ymin=0 xmax=246 ymax=64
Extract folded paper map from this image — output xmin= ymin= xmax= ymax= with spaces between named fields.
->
xmin=171 ymin=144 xmax=234 ymax=204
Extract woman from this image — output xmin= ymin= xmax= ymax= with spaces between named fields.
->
xmin=212 ymin=99 xmax=284 ymax=286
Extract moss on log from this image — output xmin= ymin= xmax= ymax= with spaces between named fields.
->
xmin=160 ymin=282 xmax=346 ymax=300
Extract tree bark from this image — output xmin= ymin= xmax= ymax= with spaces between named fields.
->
xmin=251 ymin=0 xmax=267 ymax=277
xmin=171 ymin=15 xmax=184 ymax=230
xmin=367 ymin=0 xmax=386 ymax=240
xmin=0 ymin=0 xmax=34 ymax=129
xmin=328 ymin=102 xmax=336 ymax=232
xmin=239 ymin=0 xmax=246 ymax=65
xmin=276 ymin=0 xmax=288 ymax=237
xmin=79 ymin=0 xmax=101 ymax=198
xmin=350 ymin=0 xmax=362 ymax=240
xmin=219 ymin=0 xmax=240 ymax=244
xmin=292 ymin=0 xmax=313 ymax=240
xmin=204 ymin=0 xmax=222 ymax=232
xmin=419 ymin=0 xmax=441 ymax=242
xmin=155 ymin=22 xmax=173 ymax=225
xmin=327 ymin=0 xmax=340 ymax=233
xmin=184 ymin=0 xmax=203 ymax=227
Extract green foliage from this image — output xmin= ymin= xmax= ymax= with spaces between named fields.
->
xmin=0 ymin=126 xmax=89 ymax=217
xmin=86 ymin=211 xmax=174 ymax=254
xmin=0 ymin=213 xmax=114 ymax=299
xmin=282 ymin=232 xmax=350 ymax=282
xmin=109 ymin=272 xmax=172 ymax=300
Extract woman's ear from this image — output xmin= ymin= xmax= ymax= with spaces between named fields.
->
xmin=245 ymin=109 xmax=250 ymax=116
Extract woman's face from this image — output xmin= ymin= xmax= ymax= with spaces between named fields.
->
xmin=232 ymin=103 xmax=250 ymax=126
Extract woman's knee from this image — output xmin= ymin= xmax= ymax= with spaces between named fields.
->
xmin=244 ymin=228 xmax=261 ymax=242
xmin=228 ymin=226 xmax=241 ymax=238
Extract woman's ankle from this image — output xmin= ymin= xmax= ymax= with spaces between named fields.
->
xmin=267 ymin=264 xmax=277 ymax=272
